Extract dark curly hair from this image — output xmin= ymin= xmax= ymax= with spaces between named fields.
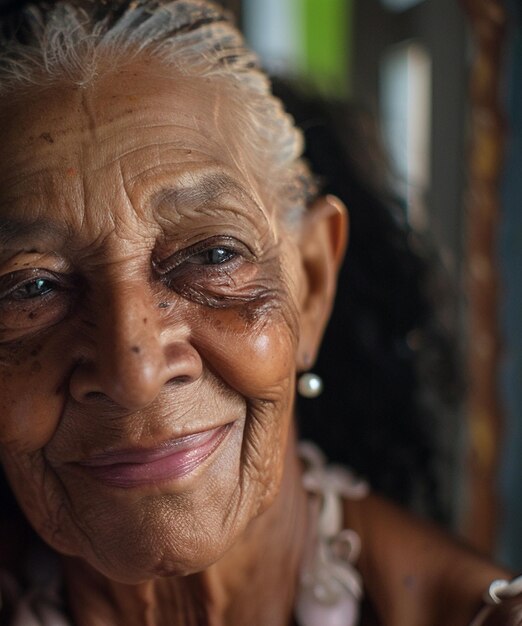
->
xmin=272 ymin=80 xmax=463 ymax=522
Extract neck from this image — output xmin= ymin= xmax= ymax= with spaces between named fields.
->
xmin=63 ymin=434 xmax=308 ymax=626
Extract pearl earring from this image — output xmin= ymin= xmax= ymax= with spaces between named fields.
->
xmin=298 ymin=373 xmax=324 ymax=398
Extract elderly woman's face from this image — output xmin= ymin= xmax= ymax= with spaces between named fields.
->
xmin=0 ymin=62 xmax=332 ymax=582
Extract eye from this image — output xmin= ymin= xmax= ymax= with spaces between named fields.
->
xmin=10 ymin=277 xmax=56 ymax=300
xmin=155 ymin=236 xmax=252 ymax=275
xmin=156 ymin=236 xmax=261 ymax=308
xmin=186 ymin=247 xmax=236 ymax=266
xmin=0 ymin=269 xmax=76 ymax=341
xmin=0 ymin=271 xmax=63 ymax=302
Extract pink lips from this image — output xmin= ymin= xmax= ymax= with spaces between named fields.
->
xmin=76 ymin=424 xmax=232 ymax=488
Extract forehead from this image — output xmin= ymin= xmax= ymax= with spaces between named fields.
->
xmin=0 ymin=63 xmax=275 ymax=241
xmin=1 ymin=64 xmax=239 ymax=154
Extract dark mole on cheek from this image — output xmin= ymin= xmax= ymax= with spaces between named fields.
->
xmin=30 ymin=361 xmax=42 ymax=373
xmin=143 ymin=318 xmax=148 ymax=324
xmin=131 ymin=346 xmax=140 ymax=354
xmin=39 ymin=132 xmax=54 ymax=144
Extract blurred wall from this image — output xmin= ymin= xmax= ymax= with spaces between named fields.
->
xmin=499 ymin=0 xmax=522 ymax=571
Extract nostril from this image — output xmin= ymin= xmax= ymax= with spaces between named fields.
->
xmin=84 ymin=391 xmax=108 ymax=402
xmin=169 ymin=375 xmax=193 ymax=385
xmin=69 ymin=333 xmax=203 ymax=408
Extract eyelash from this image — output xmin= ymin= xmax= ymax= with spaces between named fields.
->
xmin=156 ymin=236 xmax=250 ymax=274
xmin=0 ymin=271 xmax=65 ymax=302
xmin=185 ymin=246 xmax=237 ymax=266
xmin=8 ymin=277 xmax=57 ymax=300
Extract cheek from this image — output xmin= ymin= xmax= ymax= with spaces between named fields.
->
xmin=186 ymin=302 xmax=299 ymax=513
xmin=191 ymin=305 xmax=298 ymax=400
xmin=0 ymin=339 xmax=66 ymax=452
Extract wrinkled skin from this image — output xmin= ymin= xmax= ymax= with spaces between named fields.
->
xmin=0 ymin=60 xmax=344 ymax=624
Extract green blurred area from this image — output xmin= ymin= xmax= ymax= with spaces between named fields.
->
xmin=300 ymin=0 xmax=353 ymax=98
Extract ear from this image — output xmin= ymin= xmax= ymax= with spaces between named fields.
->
xmin=296 ymin=195 xmax=348 ymax=371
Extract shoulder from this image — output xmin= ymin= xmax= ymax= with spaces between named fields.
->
xmin=344 ymin=493 xmax=512 ymax=626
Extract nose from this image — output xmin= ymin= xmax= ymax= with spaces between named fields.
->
xmin=69 ymin=281 xmax=202 ymax=410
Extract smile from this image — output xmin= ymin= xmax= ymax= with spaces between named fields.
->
xmin=75 ymin=423 xmax=233 ymax=488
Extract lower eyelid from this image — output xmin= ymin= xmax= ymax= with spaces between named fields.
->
xmin=0 ymin=289 xmax=72 ymax=336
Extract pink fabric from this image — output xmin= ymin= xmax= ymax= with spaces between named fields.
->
xmin=0 ymin=570 xmax=69 ymax=626
xmin=295 ymin=442 xmax=367 ymax=626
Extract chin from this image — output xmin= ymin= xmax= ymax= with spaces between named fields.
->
xmin=50 ymin=482 xmax=264 ymax=584
xmin=74 ymin=516 xmax=247 ymax=584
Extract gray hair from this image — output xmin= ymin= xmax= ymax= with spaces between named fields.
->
xmin=0 ymin=0 xmax=316 ymax=223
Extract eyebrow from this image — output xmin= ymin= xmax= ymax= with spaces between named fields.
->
xmin=0 ymin=217 xmax=69 ymax=247
xmin=0 ymin=172 xmax=269 ymax=250
xmin=153 ymin=170 xmax=263 ymax=213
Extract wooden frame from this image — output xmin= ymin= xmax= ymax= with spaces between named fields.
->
xmin=459 ymin=0 xmax=507 ymax=552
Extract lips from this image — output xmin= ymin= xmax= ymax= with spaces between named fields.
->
xmin=76 ymin=423 xmax=232 ymax=488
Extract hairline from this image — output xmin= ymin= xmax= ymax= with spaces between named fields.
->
xmin=0 ymin=1 xmax=316 ymax=227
